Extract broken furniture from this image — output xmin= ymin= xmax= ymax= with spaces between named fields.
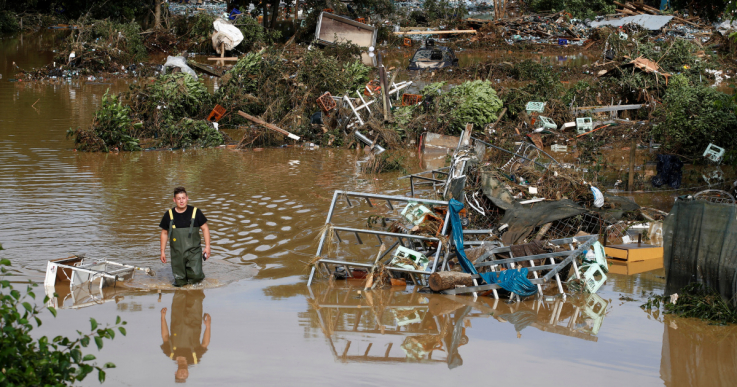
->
xmin=44 ymin=256 xmax=151 ymax=293
xmin=576 ymin=117 xmax=593 ymax=134
xmin=703 ymin=143 xmax=725 ymax=164
xmin=315 ymin=12 xmax=377 ymax=48
xmin=307 ymin=191 xmax=453 ymax=287
xmin=605 ymin=243 xmax=663 ymax=262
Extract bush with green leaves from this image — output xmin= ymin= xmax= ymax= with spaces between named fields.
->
xmin=0 ymin=259 xmax=126 ymax=385
xmin=68 ymin=90 xmax=141 ymax=152
xmin=437 ymin=80 xmax=503 ymax=133
xmin=150 ymin=73 xmax=210 ymax=123
xmin=652 ymin=74 xmax=737 ymax=156
xmin=528 ymin=0 xmax=615 ymax=19
xmin=0 ymin=10 xmax=20 ymax=33
xmin=160 ymin=118 xmax=223 ymax=149
xmin=236 ymin=14 xmax=282 ymax=52
xmin=89 ymin=20 xmax=148 ymax=63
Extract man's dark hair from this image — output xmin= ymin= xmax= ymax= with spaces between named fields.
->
xmin=173 ymin=187 xmax=187 ymax=197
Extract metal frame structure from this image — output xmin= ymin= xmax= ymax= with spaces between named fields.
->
xmin=440 ymin=235 xmax=597 ymax=299
xmin=44 ymin=256 xmax=150 ymax=293
xmin=307 ymin=191 xmax=454 ymax=286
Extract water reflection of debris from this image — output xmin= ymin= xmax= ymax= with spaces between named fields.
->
xmin=307 ymin=285 xmax=609 ymax=368
xmin=45 ymin=281 xmax=124 ymax=310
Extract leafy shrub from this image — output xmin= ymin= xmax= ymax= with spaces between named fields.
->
xmin=68 ymin=90 xmax=140 ymax=152
xmin=160 ymin=118 xmax=223 ymax=149
xmin=150 ymin=73 xmax=210 ymax=122
xmin=90 ymin=20 xmax=148 ymax=63
xmin=529 ymin=0 xmax=616 ymax=19
xmin=437 ymin=80 xmax=503 ymax=133
xmin=0 ymin=259 xmax=126 ymax=385
xmin=652 ymin=75 xmax=737 ymax=156
xmin=0 ymin=10 xmax=20 ymax=33
xmin=236 ymin=14 xmax=282 ymax=52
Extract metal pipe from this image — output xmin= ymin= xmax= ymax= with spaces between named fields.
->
xmin=353 ymin=130 xmax=386 ymax=154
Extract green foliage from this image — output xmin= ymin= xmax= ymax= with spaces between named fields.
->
xmin=670 ymin=0 xmax=727 ymax=22
xmin=423 ymin=0 xmax=468 ymax=21
xmin=0 ymin=259 xmax=125 ymax=385
xmin=171 ymin=13 xmax=217 ymax=52
xmin=651 ymin=75 xmax=737 ymax=156
xmin=0 ymin=10 xmax=19 ymax=33
xmin=421 ymin=82 xmax=446 ymax=99
xmin=642 ymin=282 xmax=737 ymax=325
xmin=89 ymin=20 xmax=148 ymax=63
xmin=437 ymin=80 xmax=503 ymax=133
xmin=223 ymin=52 xmax=263 ymax=94
xmin=160 ymin=118 xmax=223 ymax=149
xmin=68 ymin=90 xmax=140 ymax=152
xmin=150 ymin=73 xmax=210 ymax=123
xmin=528 ymin=0 xmax=616 ymax=19
xmin=236 ymin=14 xmax=282 ymax=52
xmin=342 ymin=60 xmax=371 ymax=95
xmin=394 ymin=105 xmax=418 ymax=128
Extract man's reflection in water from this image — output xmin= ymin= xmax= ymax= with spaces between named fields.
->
xmin=160 ymin=290 xmax=211 ymax=383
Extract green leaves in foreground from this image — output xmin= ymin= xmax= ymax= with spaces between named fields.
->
xmin=642 ymin=282 xmax=737 ymax=325
xmin=0 ymin=259 xmax=126 ymax=385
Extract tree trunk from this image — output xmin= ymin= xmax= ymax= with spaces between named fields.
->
xmin=269 ymin=0 xmax=280 ymax=29
xmin=429 ymin=271 xmax=475 ymax=292
xmin=154 ymin=0 xmax=162 ymax=30
xmin=262 ymin=0 xmax=269 ymax=28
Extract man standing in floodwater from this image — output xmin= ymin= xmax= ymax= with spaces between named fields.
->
xmin=159 ymin=187 xmax=211 ymax=287
xmin=160 ymin=290 xmax=211 ymax=383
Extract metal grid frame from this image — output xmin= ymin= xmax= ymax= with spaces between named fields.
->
xmin=307 ymin=191 xmax=453 ymax=286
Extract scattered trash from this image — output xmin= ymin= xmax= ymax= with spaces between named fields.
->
xmin=163 ymin=55 xmax=198 ymax=80
xmin=703 ymin=143 xmax=725 ymax=164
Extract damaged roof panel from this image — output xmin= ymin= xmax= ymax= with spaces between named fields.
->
xmin=590 ymin=15 xmax=674 ymax=31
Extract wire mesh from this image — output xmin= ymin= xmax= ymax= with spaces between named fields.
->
xmin=693 ymin=189 xmax=736 ymax=205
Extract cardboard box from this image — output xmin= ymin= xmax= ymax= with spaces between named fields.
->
xmin=605 ymin=243 xmax=663 ymax=262
xmin=607 ymin=258 xmax=663 ymax=275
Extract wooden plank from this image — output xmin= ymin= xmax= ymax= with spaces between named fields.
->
xmin=393 ymin=30 xmax=477 ymax=35
xmin=207 ymin=57 xmax=238 ymax=61
xmin=237 ymin=111 xmax=301 ymax=140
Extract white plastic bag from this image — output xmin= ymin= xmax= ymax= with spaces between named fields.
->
xmin=590 ymin=186 xmax=604 ymax=208
xmin=212 ymin=18 xmax=244 ymax=53
xmin=162 ymin=55 xmax=198 ymax=80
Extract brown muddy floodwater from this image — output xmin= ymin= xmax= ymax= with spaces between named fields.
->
xmin=1 ymin=32 xmax=736 ymax=387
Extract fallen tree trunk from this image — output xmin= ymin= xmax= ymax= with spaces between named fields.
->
xmin=429 ymin=271 xmax=475 ymax=292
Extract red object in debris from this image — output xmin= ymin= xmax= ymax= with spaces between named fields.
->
xmin=317 ymin=92 xmax=337 ymax=113
xmin=364 ymin=80 xmax=381 ymax=96
xmin=207 ymin=104 xmax=227 ymax=122
xmin=323 ymin=8 xmax=334 ymax=13
xmin=403 ymin=38 xmax=412 ymax=47
xmin=356 ymin=17 xmax=366 ymax=23
xmin=401 ymin=93 xmax=423 ymax=106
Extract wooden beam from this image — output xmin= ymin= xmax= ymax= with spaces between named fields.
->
xmin=237 ymin=111 xmax=301 ymax=140
xmin=393 ymin=30 xmax=477 ymax=35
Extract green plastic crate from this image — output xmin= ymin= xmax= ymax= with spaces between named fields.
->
xmin=526 ymin=101 xmax=545 ymax=114
xmin=576 ymin=117 xmax=593 ymax=134
xmin=536 ymin=116 xmax=557 ymax=130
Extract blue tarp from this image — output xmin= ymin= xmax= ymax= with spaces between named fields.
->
xmin=448 ymin=199 xmax=538 ymax=296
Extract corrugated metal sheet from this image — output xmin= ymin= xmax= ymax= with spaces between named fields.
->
xmin=590 ymin=15 xmax=674 ymax=31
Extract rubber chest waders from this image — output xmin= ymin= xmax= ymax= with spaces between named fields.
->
xmin=169 ymin=208 xmax=205 ymax=286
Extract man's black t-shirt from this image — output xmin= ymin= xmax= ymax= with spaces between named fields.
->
xmin=159 ymin=205 xmax=208 ymax=230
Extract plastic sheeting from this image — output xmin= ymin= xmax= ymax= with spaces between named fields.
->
xmin=663 ymin=199 xmax=737 ymax=306
xmin=589 ymin=15 xmax=674 ymax=31
xmin=652 ymin=154 xmax=683 ymax=189
xmin=449 ymin=198 xmax=537 ymax=296
xmin=212 ymin=18 xmax=244 ymax=53
xmin=163 ymin=56 xmax=198 ymax=80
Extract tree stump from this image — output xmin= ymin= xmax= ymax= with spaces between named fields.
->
xmin=429 ymin=271 xmax=475 ymax=292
